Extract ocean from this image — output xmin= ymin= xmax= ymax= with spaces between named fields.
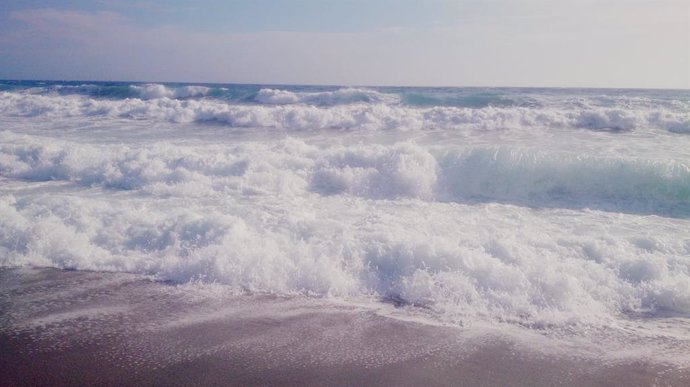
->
xmin=1 ymin=80 xmax=690 ymax=372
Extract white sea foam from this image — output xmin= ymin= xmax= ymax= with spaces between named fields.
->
xmin=1 ymin=132 xmax=687 ymax=213
xmin=1 ymin=183 xmax=689 ymax=328
xmin=1 ymin=132 xmax=690 ymax=326
xmin=130 ymin=84 xmax=212 ymax=99
xmin=1 ymin=91 xmax=688 ymax=133
xmin=1 ymin=85 xmax=689 ymax=348
xmin=255 ymin=87 xmax=400 ymax=105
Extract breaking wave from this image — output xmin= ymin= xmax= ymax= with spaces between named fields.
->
xmin=130 ymin=84 xmax=212 ymax=99
xmin=1 ymin=139 xmax=690 ymax=326
xmin=1 ymin=81 xmax=690 ymax=336
xmin=1 ymin=132 xmax=688 ymax=215
xmin=254 ymin=87 xmax=400 ymax=105
xmin=1 ymin=91 xmax=688 ymax=133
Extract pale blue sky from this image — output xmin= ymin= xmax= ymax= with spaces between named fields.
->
xmin=0 ymin=0 xmax=688 ymax=88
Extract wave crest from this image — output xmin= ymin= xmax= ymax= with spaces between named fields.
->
xmin=1 ymin=132 xmax=688 ymax=215
xmin=255 ymin=87 xmax=400 ymax=105
xmin=130 ymin=84 xmax=212 ymax=99
xmin=1 ymin=91 xmax=688 ymax=134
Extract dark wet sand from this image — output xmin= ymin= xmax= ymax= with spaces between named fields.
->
xmin=1 ymin=267 xmax=688 ymax=386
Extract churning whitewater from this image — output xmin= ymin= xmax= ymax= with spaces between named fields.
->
xmin=1 ymin=81 xmax=690 ymax=356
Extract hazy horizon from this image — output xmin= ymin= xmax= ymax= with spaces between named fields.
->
xmin=2 ymin=78 xmax=690 ymax=92
xmin=1 ymin=1 xmax=688 ymax=89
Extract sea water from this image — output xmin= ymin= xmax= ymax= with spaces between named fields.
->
xmin=1 ymin=81 xmax=689 ymax=361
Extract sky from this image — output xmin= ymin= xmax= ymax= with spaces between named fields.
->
xmin=0 ymin=0 xmax=688 ymax=88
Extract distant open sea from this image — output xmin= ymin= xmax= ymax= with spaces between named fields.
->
xmin=1 ymin=80 xmax=690 ymax=365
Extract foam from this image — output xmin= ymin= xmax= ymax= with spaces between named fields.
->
xmin=1 ymin=134 xmax=689 ymax=328
xmin=255 ymin=87 xmax=401 ymax=105
xmin=1 ymin=84 xmax=689 ymax=343
xmin=130 ymin=84 xmax=212 ymax=99
xmin=1 ymin=185 xmax=689 ymax=329
xmin=1 ymin=132 xmax=687 ymax=214
xmin=1 ymin=91 xmax=688 ymax=134
xmin=10 ymin=83 xmax=212 ymax=100
xmin=572 ymin=109 xmax=639 ymax=132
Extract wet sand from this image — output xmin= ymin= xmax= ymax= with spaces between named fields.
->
xmin=1 ymin=267 xmax=688 ymax=386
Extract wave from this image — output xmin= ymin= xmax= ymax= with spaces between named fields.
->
xmin=401 ymin=90 xmax=532 ymax=108
xmin=2 ymin=82 xmax=690 ymax=338
xmin=6 ymin=83 xmax=398 ymax=106
xmin=1 ymin=132 xmax=688 ymax=216
xmin=1 ymin=172 xmax=689 ymax=327
xmin=3 ymin=81 xmax=688 ymax=110
xmin=254 ymin=87 xmax=400 ymax=105
xmin=130 ymin=84 xmax=212 ymax=99
xmin=435 ymin=147 xmax=690 ymax=215
xmin=1 ymin=91 xmax=688 ymax=133
xmin=2 ymin=132 xmax=690 ymax=330
xmin=6 ymin=83 xmax=217 ymax=101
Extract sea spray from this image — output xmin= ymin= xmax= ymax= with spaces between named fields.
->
xmin=1 ymin=81 xmax=689 ymax=337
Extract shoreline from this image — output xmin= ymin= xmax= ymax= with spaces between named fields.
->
xmin=1 ymin=267 xmax=688 ymax=386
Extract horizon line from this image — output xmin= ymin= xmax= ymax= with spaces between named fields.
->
xmin=1 ymin=78 xmax=688 ymax=92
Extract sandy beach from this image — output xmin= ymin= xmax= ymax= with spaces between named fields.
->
xmin=2 ymin=0 xmax=689 ymax=385
xmin=1 ymin=267 xmax=687 ymax=386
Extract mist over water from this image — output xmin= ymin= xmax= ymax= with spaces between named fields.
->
xmin=1 ymin=81 xmax=690 ymax=358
